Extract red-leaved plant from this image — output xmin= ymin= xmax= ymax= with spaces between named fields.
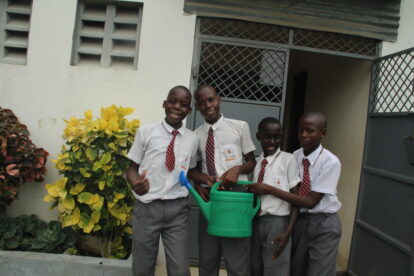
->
xmin=0 ymin=107 xmax=49 ymax=213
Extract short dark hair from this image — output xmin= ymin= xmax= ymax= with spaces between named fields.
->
xmin=301 ymin=111 xmax=327 ymax=130
xmin=193 ymin=84 xmax=217 ymax=99
xmin=258 ymin=117 xmax=282 ymax=132
xmin=169 ymin=85 xmax=192 ymax=100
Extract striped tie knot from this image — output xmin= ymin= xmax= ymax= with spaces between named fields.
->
xmin=302 ymin=158 xmax=310 ymax=168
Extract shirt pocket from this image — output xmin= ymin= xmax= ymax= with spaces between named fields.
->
xmin=220 ymin=144 xmax=241 ymax=167
xmin=270 ymin=174 xmax=290 ymax=192
xmin=177 ymin=153 xmax=190 ymax=172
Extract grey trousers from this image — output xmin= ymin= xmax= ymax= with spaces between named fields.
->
xmin=251 ymin=215 xmax=291 ymax=276
xmin=131 ymin=198 xmax=190 ymax=276
xmin=290 ymin=213 xmax=342 ymax=276
xmin=198 ymin=213 xmax=251 ymax=276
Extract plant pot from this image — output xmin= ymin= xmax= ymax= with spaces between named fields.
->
xmin=403 ymin=136 xmax=414 ymax=165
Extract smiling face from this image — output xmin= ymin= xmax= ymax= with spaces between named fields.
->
xmin=163 ymin=87 xmax=192 ymax=129
xmin=257 ymin=122 xmax=282 ymax=157
xmin=298 ymin=114 xmax=327 ymax=156
xmin=194 ymin=86 xmax=221 ymax=124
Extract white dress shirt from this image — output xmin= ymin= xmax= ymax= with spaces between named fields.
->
xmin=293 ymin=144 xmax=342 ymax=213
xmin=194 ymin=115 xmax=256 ymax=182
xmin=127 ymin=120 xmax=198 ymax=203
xmin=253 ymin=148 xmax=301 ymax=216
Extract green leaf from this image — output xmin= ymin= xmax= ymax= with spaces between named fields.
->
xmin=79 ymin=168 xmax=91 ymax=178
xmin=114 ymin=132 xmax=128 ymax=139
xmin=92 ymin=162 xmax=102 ymax=172
xmin=86 ymin=148 xmax=97 ymax=161
xmin=5 ymin=238 xmax=19 ymax=249
xmin=100 ymin=153 xmax=111 ymax=165
xmin=30 ymin=241 xmax=49 ymax=250
xmin=3 ymin=226 xmax=16 ymax=239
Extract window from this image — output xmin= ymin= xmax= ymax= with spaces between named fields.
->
xmin=71 ymin=1 xmax=143 ymax=69
xmin=0 ymin=0 xmax=33 ymax=65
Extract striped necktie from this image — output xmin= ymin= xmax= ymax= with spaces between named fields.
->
xmin=299 ymin=158 xmax=311 ymax=196
xmin=165 ymin=130 xmax=179 ymax=172
xmin=206 ymin=127 xmax=217 ymax=176
xmin=257 ymin=159 xmax=268 ymax=183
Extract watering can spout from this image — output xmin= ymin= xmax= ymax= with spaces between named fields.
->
xmin=179 ymin=171 xmax=211 ymax=223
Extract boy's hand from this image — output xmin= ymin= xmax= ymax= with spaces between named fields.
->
xmin=131 ymin=170 xmax=149 ymax=195
xmin=272 ymin=231 xmax=290 ymax=260
xmin=219 ymin=167 xmax=240 ymax=189
xmin=246 ymin=183 xmax=272 ymax=195
xmin=195 ymin=183 xmax=210 ymax=202
xmin=204 ymin=175 xmax=218 ymax=187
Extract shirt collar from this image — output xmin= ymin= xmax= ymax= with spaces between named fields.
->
xmin=162 ymin=119 xmax=185 ymax=135
xmin=302 ymin=144 xmax=323 ymax=165
xmin=203 ymin=114 xmax=224 ymax=131
xmin=261 ymin=147 xmax=281 ymax=165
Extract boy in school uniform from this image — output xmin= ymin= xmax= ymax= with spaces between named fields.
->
xmin=249 ymin=117 xmax=301 ymax=276
xmin=188 ymin=85 xmax=256 ymax=276
xmin=248 ymin=111 xmax=342 ymax=276
xmin=126 ymin=86 xmax=198 ymax=276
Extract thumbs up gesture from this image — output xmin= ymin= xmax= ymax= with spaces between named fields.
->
xmin=132 ymin=170 xmax=150 ymax=195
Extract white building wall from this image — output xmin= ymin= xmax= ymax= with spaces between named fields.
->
xmin=0 ymin=0 xmax=197 ymax=221
xmin=382 ymin=0 xmax=414 ymax=56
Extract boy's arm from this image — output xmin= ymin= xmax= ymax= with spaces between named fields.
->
xmin=187 ymin=161 xmax=217 ymax=186
xmin=246 ymin=182 xmax=323 ymax=209
xmin=126 ymin=160 xmax=150 ymax=195
xmin=272 ymin=186 xmax=299 ymax=259
xmin=247 ymin=157 xmax=341 ymax=208
xmin=220 ymin=151 xmax=256 ymax=189
xmin=187 ymin=161 xmax=218 ymax=202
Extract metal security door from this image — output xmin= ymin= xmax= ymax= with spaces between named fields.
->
xmin=187 ymin=18 xmax=290 ymax=265
xmin=188 ymin=19 xmax=290 ymax=151
xmin=349 ymin=48 xmax=414 ymax=275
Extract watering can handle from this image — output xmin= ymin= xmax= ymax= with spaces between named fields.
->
xmin=251 ymin=197 xmax=261 ymax=218
xmin=211 ymin=180 xmax=252 ymax=191
xmin=179 ymin=171 xmax=192 ymax=190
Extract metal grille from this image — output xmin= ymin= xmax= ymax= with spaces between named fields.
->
xmin=293 ymin=29 xmax=377 ymax=56
xmin=199 ymin=18 xmax=378 ymax=58
xmin=369 ymin=48 xmax=414 ymax=113
xmin=197 ymin=42 xmax=286 ymax=103
xmin=200 ymin=17 xmax=289 ymax=44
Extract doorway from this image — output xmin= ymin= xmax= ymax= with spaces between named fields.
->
xmin=187 ymin=17 xmax=377 ymax=269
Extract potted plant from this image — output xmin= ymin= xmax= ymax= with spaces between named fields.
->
xmin=403 ymin=131 xmax=414 ymax=165
xmin=0 ymin=107 xmax=49 ymax=213
xmin=44 ymin=105 xmax=139 ymax=258
xmin=0 ymin=214 xmax=76 ymax=253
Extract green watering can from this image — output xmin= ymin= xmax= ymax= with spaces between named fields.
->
xmin=179 ymin=171 xmax=260 ymax=238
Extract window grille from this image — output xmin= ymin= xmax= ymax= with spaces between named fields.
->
xmin=0 ymin=0 xmax=32 ymax=65
xmin=200 ymin=17 xmax=289 ymax=44
xmin=199 ymin=18 xmax=378 ymax=58
xmin=197 ymin=42 xmax=286 ymax=104
xmin=369 ymin=48 xmax=414 ymax=113
xmin=71 ymin=1 xmax=142 ymax=69
xmin=293 ymin=29 xmax=377 ymax=56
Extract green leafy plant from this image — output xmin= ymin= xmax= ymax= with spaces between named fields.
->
xmin=44 ymin=105 xmax=139 ymax=258
xmin=0 ymin=214 xmax=76 ymax=253
xmin=0 ymin=107 xmax=49 ymax=213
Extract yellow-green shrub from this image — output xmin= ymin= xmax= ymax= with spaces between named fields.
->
xmin=44 ymin=105 xmax=139 ymax=258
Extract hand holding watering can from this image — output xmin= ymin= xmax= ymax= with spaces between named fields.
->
xmin=179 ymin=171 xmax=260 ymax=238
